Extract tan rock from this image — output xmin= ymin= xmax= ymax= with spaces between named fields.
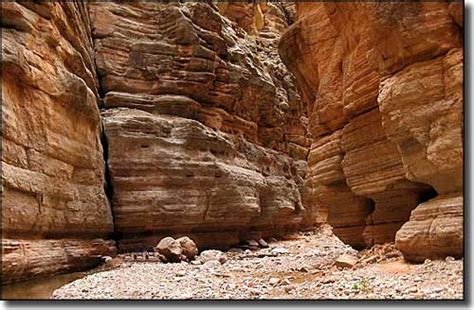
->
xmin=91 ymin=2 xmax=311 ymax=250
xmin=379 ymin=49 xmax=463 ymax=261
xmin=103 ymin=109 xmax=308 ymax=249
xmin=1 ymin=2 xmax=114 ymax=284
xmin=176 ymin=237 xmax=199 ymax=260
xmin=199 ymin=250 xmax=227 ymax=264
xmin=279 ymin=2 xmax=463 ymax=261
xmin=395 ymin=194 xmax=463 ymax=262
xmin=156 ymin=237 xmax=183 ymax=263
xmin=334 ymin=254 xmax=358 ymax=269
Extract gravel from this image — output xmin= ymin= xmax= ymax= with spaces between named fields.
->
xmin=53 ymin=227 xmax=463 ymax=300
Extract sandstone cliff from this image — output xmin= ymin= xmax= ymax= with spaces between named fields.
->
xmin=1 ymin=1 xmax=464 ymax=285
xmin=279 ymin=2 xmax=463 ymax=260
xmin=89 ymin=2 xmax=310 ymax=251
xmin=1 ymin=2 xmax=115 ymax=284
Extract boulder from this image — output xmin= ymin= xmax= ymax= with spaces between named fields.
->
xmin=155 ymin=237 xmax=183 ymax=262
xmin=176 ymin=237 xmax=198 ymax=260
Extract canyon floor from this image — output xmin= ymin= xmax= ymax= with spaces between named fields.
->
xmin=51 ymin=227 xmax=463 ymax=300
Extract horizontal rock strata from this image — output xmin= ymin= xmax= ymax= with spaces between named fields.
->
xmin=379 ymin=48 xmax=464 ymax=261
xmin=90 ymin=2 xmax=310 ymax=251
xmin=103 ymin=109 xmax=307 ymax=251
xmin=279 ymin=2 xmax=463 ymax=259
xmin=2 ymin=2 xmax=115 ymax=284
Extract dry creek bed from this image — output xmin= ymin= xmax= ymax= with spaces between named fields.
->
xmin=53 ymin=227 xmax=463 ymax=300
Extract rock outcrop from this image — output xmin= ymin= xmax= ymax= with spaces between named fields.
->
xmin=279 ymin=2 xmax=463 ymax=259
xmin=1 ymin=1 xmax=463 ymax=285
xmin=1 ymin=2 xmax=115 ymax=284
xmin=89 ymin=2 xmax=310 ymax=251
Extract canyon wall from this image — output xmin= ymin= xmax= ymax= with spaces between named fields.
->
xmin=1 ymin=2 xmax=115 ymax=284
xmin=89 ymin=2 xmax=310 ymax=251
xmin=2 ymin=1 xmax=310 ymax=284
xmin=1 ymin=1 xmax=464 ymax=285
xmin=279 ymin=2 xmax=463 ymax=260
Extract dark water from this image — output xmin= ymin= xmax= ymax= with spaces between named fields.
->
xmin=1 ymin=271 xmax=86 ymax=300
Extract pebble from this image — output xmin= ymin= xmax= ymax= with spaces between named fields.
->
xmin=269 ymin=278 xmax=280 ymax=286
xmin=258 ymin=239 xmax=269 ymax=248
xmin=52 ymin=230 xmax=464 ymax=300
xmin=175 ymin=270 xmax=186 ymax=277
xmin=271 ymin=247 xmax=289 ymax=255
xmin=407 ymin=287 xmax=418 ymax=293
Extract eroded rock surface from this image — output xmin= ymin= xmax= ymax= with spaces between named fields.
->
xmin=1 ymin=1 xmax=464 ymax=286
xmin=279 ymin=2 xmax=463 ymax=259
xmin=90 ymin=2 xmax=310 ymax=251
xmin=1 ymin=2 xmax=115 ymax=284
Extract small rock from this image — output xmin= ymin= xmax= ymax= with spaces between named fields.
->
xmin=335 ymin=254 xmax=358 ymax=269
xmin=199 ymin=250 xmax=227 ymax=264
xmin=431 ymin=287 xmax=444 ymax=293
xmin=269 ymin=277 xmax=280 ymax=286
xmin=246 ymin=240 xmax=259 ymax=247
xmin=258 ymin=238 xmax=269 ymax=248
xmin=201 ymin=260 xmax=222 ymax=271
xmin=175 ymin=270 xmax=186 ymax=277
xmin=281 ymin=279 xmax=291 ymax=286
xmin=361 ymin=255 xmax=378 ymax=264
xmin=250 ymin=289 xmax=262 ymax=296
xmin=321 ymin=277 xmax=336 ymax=284
xmin=285 ymin=285 xmax=295 ymax=293
xmin=271 ymin=247 xmax=289 ymax=255
xmin=412 ymin=293 xmax=424 ymax=299
xmin=407 ymin=287 xmax=418 ymax=293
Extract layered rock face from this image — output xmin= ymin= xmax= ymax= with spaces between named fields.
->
xmin=1 ymin=2 xmax=115 ymax=284
xmin=279 ymin=2 xmax=463 ymax=259
xmin=89 ymin=2 xmax=310 ymax=251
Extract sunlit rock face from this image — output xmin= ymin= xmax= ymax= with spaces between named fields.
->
xmin=89 ymin=2 xmax=311 ymax=251
xmin=1 ymin=2 xmax=115 ymax=284
xmin=279 ymin=2 xmax=463 ymax=260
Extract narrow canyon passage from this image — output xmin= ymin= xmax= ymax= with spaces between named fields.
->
xmin=3 ymin=228 xmax=464 ymax=299
xmin=1 ymin=1 xmax=464 ymax=300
